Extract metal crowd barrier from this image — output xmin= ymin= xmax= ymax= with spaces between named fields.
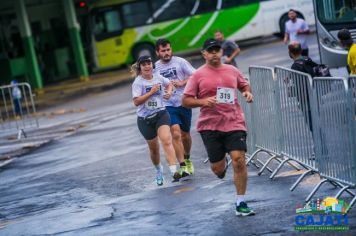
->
xmin=247 ymin=66 xmax=300 ymax=177
xmin=274 ymin=66 xmax=317 ymax=187
xmin=0 ymin=82 xmax=39 ymax=139
xmin=304 ymin=76 xmax=356 ymax=211
xmin=237 ymin=83 xmax=256 ymax=158
xmin=247 ymin=66 xmax=356 ymax=212
xmin=237 ymin=80 xmax=258 ymax=169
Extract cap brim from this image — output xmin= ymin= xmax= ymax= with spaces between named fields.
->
xmin=203 ymin=44 xmax=221 ymax=51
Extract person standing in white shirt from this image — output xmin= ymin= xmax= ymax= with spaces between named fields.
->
xmin=283 ymin=9 xmax=310 ymax=56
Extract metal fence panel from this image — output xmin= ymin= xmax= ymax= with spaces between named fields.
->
xmin=249 ymin=66 xmax=282 ymax=155
xmin=275 ymin=66 xmax=316 ymax=170
xmin=0 ymin=83 xmax=39 ymax=134
xmin=237 ymin=78 xmax=255 ymax=157
xmin=313 ymin=77 xmax=355 ymax=186
xmin=350 ymin=76 xmax=356 ymax=186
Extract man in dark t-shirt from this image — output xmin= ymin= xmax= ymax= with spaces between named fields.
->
xmin=214 ymin=30 xmax=240 ymax=67
xmin=288 ymin=41 xmax=314 ymax=133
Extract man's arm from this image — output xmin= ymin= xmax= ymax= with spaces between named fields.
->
xmin=172 ymin=78 xmax=189 ymax=87
xmin=284 ymin=32 xmax=289 ymax=44
xmin=297 ymin=20 xmax=310 ymax=35
xmin=182 ymin=94 xmax=217 ymax=108
xmin=297 ymin=28 xmax=310 ymax=35
xmin=238 ymin=84 xmax=254 ymax=103
xmin=225 ymin=47 xmax=240 ymax=64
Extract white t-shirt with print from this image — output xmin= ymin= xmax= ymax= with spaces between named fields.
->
xmin=285 ymin=18 xmax=309 ymax=49
xmin=155 ymin=56 xmax=195 ymax=107
xmin=132 ymin=73 xmax=170 ymax=118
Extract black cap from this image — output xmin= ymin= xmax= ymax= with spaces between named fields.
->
xmin=137 ymin=55 xmax=153 ymax=65
xmin=202 ymin=38 xmax=221 ymax=51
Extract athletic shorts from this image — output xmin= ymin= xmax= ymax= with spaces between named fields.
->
xmin=166 ymin=106 xmax=192 ymax=132
xmin=200 ymin=130 xmax=247 ymax=163
xmin=137 ymin=110 xmax=171 ymax=140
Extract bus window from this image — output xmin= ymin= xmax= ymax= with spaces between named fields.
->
xmin=122 ymin=1 xmax=151 ymax=27
xmin=222 ymin=0 xmax=259 ymax=9
xmin=152 ymin=0 xmax=195 ymax=22
xmin=195 ymin=1 xmax=217 ymax=14
xmin=93 ymin=8 xmax=123 ymax=40
xmin=316 ymin=0 xmax=356 ymax=23
xmin=222 ymin=0 xmax=241 ymax=9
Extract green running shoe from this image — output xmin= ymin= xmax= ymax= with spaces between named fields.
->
xmin=178 ymin=165 xmax=190 ymax=178
xmin=235 ymin=202 xmax=255 ymax=216
xmin=184 ymin=159 xmax=194 ymax=175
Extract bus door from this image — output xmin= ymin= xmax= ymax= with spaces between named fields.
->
xmin=91 ymin=6 xmax=126 ymax=69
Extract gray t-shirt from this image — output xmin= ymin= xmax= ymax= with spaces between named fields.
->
xmin=155 ymin=56 xmax=195 ymax=107
xmin=221 ymin=40 xmax=239 ymax=67
xmin=285 ymin=18 xmax=309 ymax=49
xmin=132 ymin=73 xmax=170 ymax=118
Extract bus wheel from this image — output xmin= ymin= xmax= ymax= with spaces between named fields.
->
xmin=133 ymin=44 xmax=156 ymax=61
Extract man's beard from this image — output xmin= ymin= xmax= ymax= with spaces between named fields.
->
xmin=162 ymin=55 xmax=172 ymax=62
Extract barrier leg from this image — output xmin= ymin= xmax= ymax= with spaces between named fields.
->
xmin=17 ymin=129 xmax=27 ymax=140
xmin=203 ymin=158 xmax=209 ymax=164
xmin=335 ymin=185 xmax=351 ymax=199
xmin=246 ymin=148 xmax=261 ymax=165
xmin=269 ymin=158 xmax=293 ymax=179
xmin=290 ymin=169 xmax=314 ymax=191
xmin=254 ymin=158 xmax=274 ymax=173
xmin=285 ymin=160 xmax=301 ymax=171
xmin=250 ymin=159 xmax=261 ymax=169
xmin=305 ymin=179 xmax=329 ymax=202
xmin=258 ymin=154 xmax=278 ymax=176
xmin=333 ymin=182 xmax=355 ymax=197
xmin=346 ymin=196 xmax=356 ymax=214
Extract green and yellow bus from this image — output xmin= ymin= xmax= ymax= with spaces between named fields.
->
xmin=87 ymin=0 xmax=314 ymax=70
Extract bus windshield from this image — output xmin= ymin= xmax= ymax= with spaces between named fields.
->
xmin=316 ymin=0 xmax=356 ymax=23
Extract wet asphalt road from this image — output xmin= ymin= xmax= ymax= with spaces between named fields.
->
xmin=1 ymin=34 xmax=356 ymax=235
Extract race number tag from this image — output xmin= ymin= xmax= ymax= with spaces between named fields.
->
xmin=216 ymin=87 xmax=235 ymax=104
xmin=145 ymin=97 xmax=163 ymax=110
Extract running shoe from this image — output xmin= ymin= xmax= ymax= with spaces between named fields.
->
xmin=235 ymin=202 xmax=255 ymax=216
xmin=185 ymin=159 xmax=194 ymax=175
xmin=178 ymin=165 xmax=190 ymax=178
xmin=172 ymin=171 xmax=181 ymax=182
xmin=155 ymin=171 xmax=164 ymax=186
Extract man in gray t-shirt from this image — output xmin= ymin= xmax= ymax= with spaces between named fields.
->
xmin=214 ymin=30 xmax=240 ymax=67
xmin=155 ymin=38 xmax=195 ymax=176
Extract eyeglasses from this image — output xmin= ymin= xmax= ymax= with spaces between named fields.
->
xmin=206 ymin=46 xmax=221 ymax=53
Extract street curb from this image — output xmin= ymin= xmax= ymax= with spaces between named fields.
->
xmin=34 ymin=76 xmax=132 ymax=110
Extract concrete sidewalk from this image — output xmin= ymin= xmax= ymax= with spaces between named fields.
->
xmin=34 ymin=69 xmax=132 ymax=110
xmin=0 ymin=69 xmax=132 ymax=164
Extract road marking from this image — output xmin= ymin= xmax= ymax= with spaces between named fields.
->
xmin=173 ymin=187 xmax=194 ymax=194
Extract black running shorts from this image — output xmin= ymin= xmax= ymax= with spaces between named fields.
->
xmin=137 ymin=110 xmax=171 ymax=140
xmin=200 ymin=130 xmax=247 ymax=163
